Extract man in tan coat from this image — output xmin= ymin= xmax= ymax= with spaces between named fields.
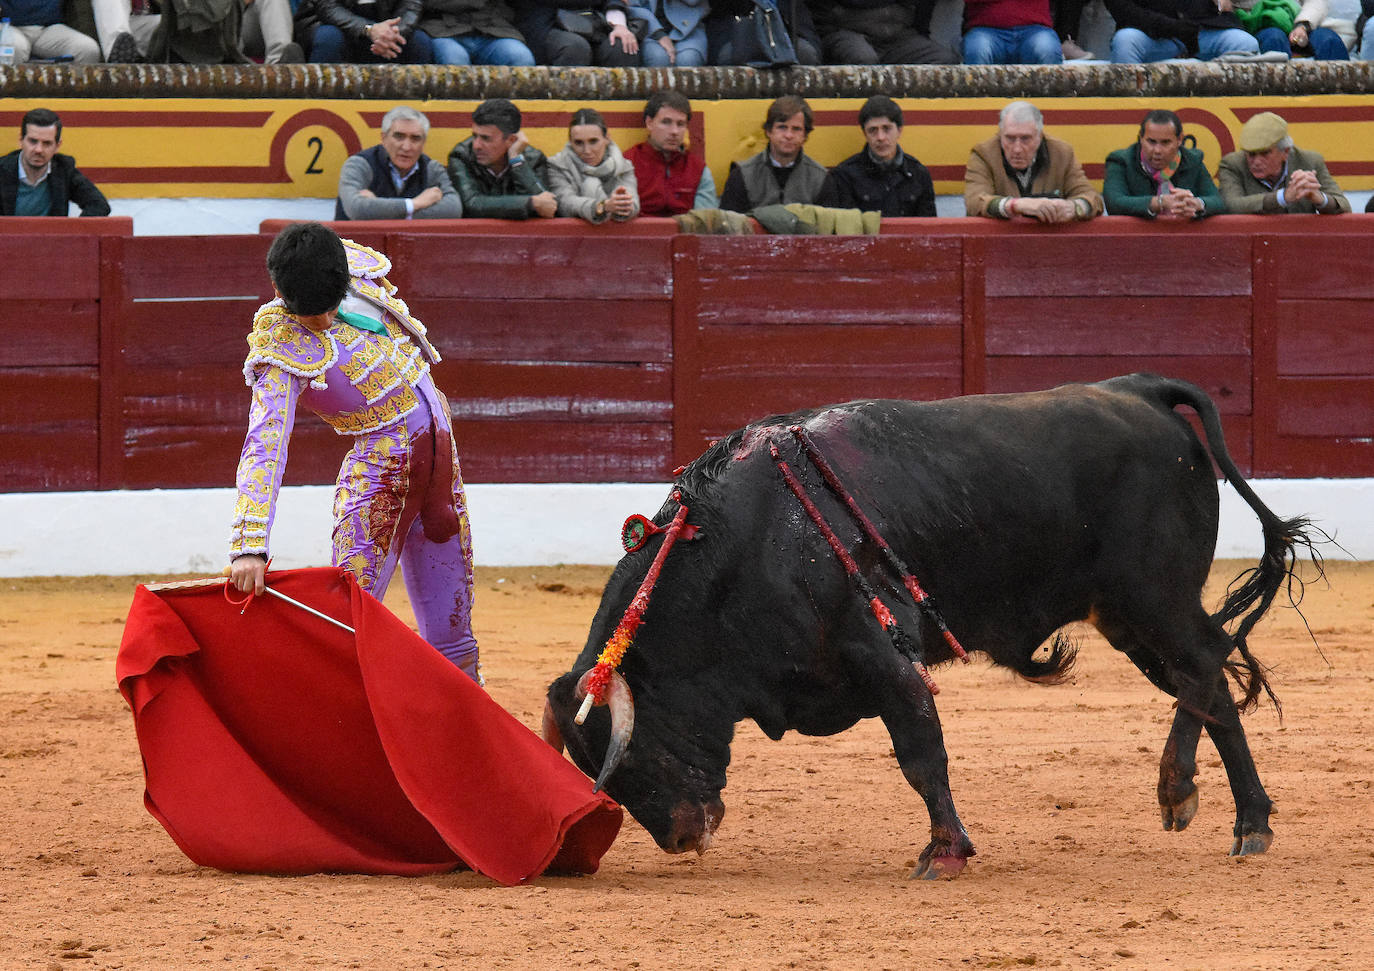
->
xmin=1216 ymin=112 xmax=1350 ymax=215
xmin=964 ymin=100 xmax=1102 ymax=222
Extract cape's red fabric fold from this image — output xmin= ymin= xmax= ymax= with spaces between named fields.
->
xmin=116 ymin=567 xmax=621 ymax=885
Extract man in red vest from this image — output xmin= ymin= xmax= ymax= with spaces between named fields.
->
xmin=624 ymin=89 xmax=718 ymax=216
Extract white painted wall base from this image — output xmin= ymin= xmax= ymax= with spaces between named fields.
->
xmin=0 ymin=479 xmax=1368 ymax=577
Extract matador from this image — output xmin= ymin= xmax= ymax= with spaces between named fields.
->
xmin=228 ymin=222 xmax=479 ymax=681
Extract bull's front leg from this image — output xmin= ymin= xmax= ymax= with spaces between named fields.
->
xmin=876 ymin=661 xmax=975 ymax=879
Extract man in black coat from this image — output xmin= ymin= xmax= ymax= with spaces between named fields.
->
xmin=297 ymin=0 xmax=434 ymax=62
xmin=0 ymin=108 xmax=110 ymax=218
xmin=816 ymin=95 xmax=936 ymax=217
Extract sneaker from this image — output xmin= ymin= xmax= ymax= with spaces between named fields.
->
xmin=107 ymin=31 xmax=145 ymax=63
xmin=274 ymin=41 xmax=305 ymax=64
xmin=1061 ymin=38 xmax=1095 ymax=59
xmin=1215 ymin=50 xmax=1289 ymax=61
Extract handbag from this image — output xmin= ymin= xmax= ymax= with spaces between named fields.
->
xmin=728 ymin=0 xmax=798 ymax=68
xmin=555 ymin=9 xmax=605 ymax=37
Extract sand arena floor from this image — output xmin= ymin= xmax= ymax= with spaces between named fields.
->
xmin=1 ymin=559 xmax=1371 ymax=969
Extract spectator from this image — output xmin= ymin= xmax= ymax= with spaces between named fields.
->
xmin=547 ymin=108 xmax=640 ymax=223
xmin=419 ymin=0 xmax=534 ymax=65
xmin=89 ymin=0 xmax=158 ymax=62
xmin=720 ymin=95 xmax=829 ymax=212
xmin=624 ymin=90 xmax=718 ymax=216
xmin=965 ymin=100 xmax=1102 ymax=221
xmin=240 ymin=0 xmax=305 ymax=62
xmin=296 ymin=0 xmax=434 ymax=63
xmin=146 ymin=0 xmax=252 ymax=62
xmin=1105 ymin=0 xmax=1259 ymax=61
xmin=1246 ymin=0 xmax=1353 ymax=58
xmin=336 ymin=106 xmax=461 ymax=221
xmin=706 ymin=0 xmax=822 ymax=64
xmin=1 ymin=108 xmax=110 ymax=217
xmin=962 ymin=0 xmax=1063 ymax=63
xmin=1103 ymin=109 xmax=1224 ymax=218
xmin=1217 ymin=111 xmax=1350 ymax=214
xmin=447 ymin=98 xmax=557 ymax=220
xmin=514 ymin=0 xmax=640 ymax=66
xmin=1 ymin=109 xmax=109 ymax=216
xmin=810 ymin=0 xmax=958 ymax=64
xmin=1054 ymin=0 xmax=1095 ymax=57
xmin=1 ymin=0 xmax=101 ymax=62
xmin=628 ymin=0 xmax=708 ymax=66
xmin=816 ymin=95 xmax=936 ymax=217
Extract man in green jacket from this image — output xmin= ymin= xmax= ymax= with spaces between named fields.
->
xmin=1103 ymin=109 xmax=1224 ymax=219
xmin=447 ymin=98 xmax=557 ymax=220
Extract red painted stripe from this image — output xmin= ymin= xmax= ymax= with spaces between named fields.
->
xmin=0 ymin=110 xmax=273 ymax=127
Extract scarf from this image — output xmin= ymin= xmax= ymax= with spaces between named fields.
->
xmin=1141 ymin=145 xmax=1181 ymax=195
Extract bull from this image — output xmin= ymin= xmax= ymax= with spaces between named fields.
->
xmin=542 ymin=374 xmax=1317 ymax=878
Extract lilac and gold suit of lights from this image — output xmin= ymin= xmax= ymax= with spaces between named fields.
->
xmin=229 ymin=240 xmax=479 ymax=681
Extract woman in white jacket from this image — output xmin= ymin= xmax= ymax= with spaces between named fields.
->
xmin=547 ymin=108 xmax=641 ymax=224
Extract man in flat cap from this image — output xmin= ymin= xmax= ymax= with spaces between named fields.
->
xmin=1217 ymin=111 xmax=1349 ymax=214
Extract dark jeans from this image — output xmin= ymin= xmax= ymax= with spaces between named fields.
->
xmin=1255 ymin=24 xmax=1350 ymax=59
xmin=307 ymin=23 xmax=435 ymax=63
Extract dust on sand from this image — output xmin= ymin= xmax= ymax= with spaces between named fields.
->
xmin=1 ymin=561 xmax=1371 ymax=969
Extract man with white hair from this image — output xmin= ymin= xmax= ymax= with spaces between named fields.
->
xmin=964 ymin=100 xmax=1102 ymax=222
xmin=1216 ymin=111 xmax=1350 ymax=214
xmin=335 ymin=106 xmax=462 ymax=221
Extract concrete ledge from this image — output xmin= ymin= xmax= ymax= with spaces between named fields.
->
xmin=1 ymin=480 xmax=1368 ymax=577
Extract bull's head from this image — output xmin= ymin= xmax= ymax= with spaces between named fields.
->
xmin=543 ymin=660 xmax=732 ymax=856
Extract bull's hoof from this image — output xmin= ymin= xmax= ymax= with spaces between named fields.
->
xmin=1229 ymin=831 xmax=1273 ymax=857
xmin=1159 ymin=789 xmax=1199 ymax=832
xmin=910 ymin=854 xmax=968 ymax=880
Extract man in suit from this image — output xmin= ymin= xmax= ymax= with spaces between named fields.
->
xmin=1217 ymin=111 xmax=1350 ymax=214
xmin=0 ymin=108 xmax=110 ymax=217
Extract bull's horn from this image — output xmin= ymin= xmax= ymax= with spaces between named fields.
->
xmin=540 ymin=698 xmax=565 ymax=754
xmin=575 ymin=668 xmax=635 ymax=793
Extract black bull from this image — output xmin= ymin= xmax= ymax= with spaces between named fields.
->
xmin=543 ymin=374 xmax=1316 ymax=878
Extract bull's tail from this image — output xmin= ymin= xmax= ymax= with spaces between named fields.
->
xmin=1144 ymin=375 xmax=1321 ymax=713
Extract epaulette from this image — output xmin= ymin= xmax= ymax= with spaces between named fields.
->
xmin=242 ymin=299 xmax=337 ymax=388
xmin=342 ymin=238 xmax=391 ymax=279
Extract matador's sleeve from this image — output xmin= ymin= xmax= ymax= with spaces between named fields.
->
xmin=229 ymin=364 xmax=301 ymax=560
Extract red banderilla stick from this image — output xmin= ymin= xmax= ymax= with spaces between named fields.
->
xmin=791 ymin=425 xmax=969 ymax=664
xmin=770 ymin=443 xmax=940 ymax=695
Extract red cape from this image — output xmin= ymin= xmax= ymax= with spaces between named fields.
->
xmin=116 ymin=567 xmax=621 ymax=885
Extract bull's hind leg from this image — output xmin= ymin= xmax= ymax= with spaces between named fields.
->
xmin=871 ymin=656 xmax=975 ymax=879
xmin=1100 ymin=605 xmax=1273 ymax=856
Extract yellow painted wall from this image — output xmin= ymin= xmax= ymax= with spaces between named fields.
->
xmin=7 ymin=94 xmax=1373 ymax=198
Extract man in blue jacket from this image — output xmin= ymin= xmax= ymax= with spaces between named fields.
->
xmin=0 ymin=108 xmax=110 ymax=217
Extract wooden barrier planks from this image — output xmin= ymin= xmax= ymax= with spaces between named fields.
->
xmin=1253 ymin=233 xmax=1374 ymax=477
xmin=5 ymin=219 xmax=1374 ymax=492
xmin=389 ymin=233 xmax=675 ymax=482
xmin=0 ymin=234 xmax=102 ymax=490
xmin=672 ymin=234 xmax=964 ymax=467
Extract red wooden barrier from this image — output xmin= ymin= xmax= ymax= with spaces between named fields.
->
xmin=5 ymin=216 xmax=1374 ymax=493
xmin=0 ymin=227 xmax=114 ymax=491
xmin=671 ymin=234 xmax=963 ymax=467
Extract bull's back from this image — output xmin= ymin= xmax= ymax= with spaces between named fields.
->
xmin=787 ymin=382 xmax=1220 ymax=650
